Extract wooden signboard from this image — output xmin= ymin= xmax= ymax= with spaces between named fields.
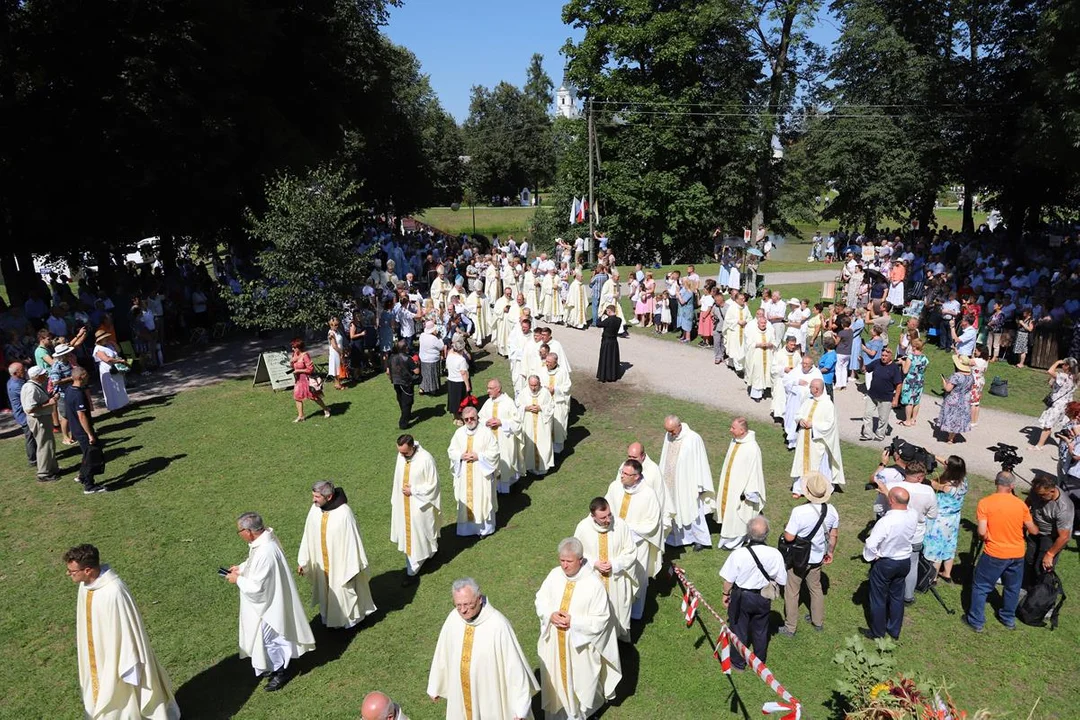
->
xmin=252 ymin=350 xmax=294 ymax=391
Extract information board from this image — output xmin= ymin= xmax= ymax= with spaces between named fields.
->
xmin=252 ymin=351 xmax=295 ymax=391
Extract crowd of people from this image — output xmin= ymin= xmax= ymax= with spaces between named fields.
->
xmin=29 ymin=218 xmax=1080 ymax=719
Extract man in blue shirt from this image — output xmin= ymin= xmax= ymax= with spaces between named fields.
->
xmin=5 ymin=362 xmax=36 ymax=465
xmin=861 ymin=348 xmax=904 ymax=441
xmin=65 ymin=366 xmax=107 ymax=494
xmin=588 ymin=266 xmax=609 ymax=327
xmin=951 ymin=316 xmax=977 ymax=357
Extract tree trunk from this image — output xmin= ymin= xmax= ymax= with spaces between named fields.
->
xmin=961 ymin=175 xmax=975 ymax=234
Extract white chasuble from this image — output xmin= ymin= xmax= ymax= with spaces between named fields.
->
xmin=545 ymin=366 xmax=572 ymax=451
xmin=659 ymin=424 xmax=715 ymax=531
xmin=742 ymin=328 xmax=774 ymax=391
xmin=564 ymin=280 xmax=588 ymax=328
xmin=492 ymin=297 xmax=514 ymax=355
xmin=76 ymin=567 xmax=180 ymax=720
xmin=714 ymin=432 xmax=767 ymax=545
xmin=519 ymin=390 xmax=555 ymax=475
xmin=770 ymin=349 xmax=802 ymax=417
xmin=478 ymin=393 xmax=523 ymax=491
xmin=236 ymin=529 xmax=316 ymax=674
xmin=722 ymin=304 xmax=749 ymax=370
xmin=466 ymin=292 xmax=489 ymax=345
xmin=604 ymin=480 xmax=664 ymax=597
xmin=448 ymin=426 xmax=499 ymax=535
xmin=427 ymin=602 xmax=539 ymax=720
xmin=535 ymin=566 xmax=622 ymax=720
xmin=390 ymin=446 xmax=442 ymax=565
xmin=789 ymin=395 xmax=846 ymax=487
xmin=297 ymin=496 xmax=377 ymax=629
xmin=573 ymin=516 xmax=638 ymax=640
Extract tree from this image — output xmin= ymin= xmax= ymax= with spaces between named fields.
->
xmin=524 ymin=52 xmax=555 ymax=110
xmin=227 ymin=165 xmax=372 ymax=332
xmin=561 ymin=0 xmax=761 ymax=263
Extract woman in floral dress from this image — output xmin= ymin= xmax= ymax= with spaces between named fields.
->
xmin=899 ymin=338 xmax=929 ymax=426
xmin=969 ymin=345 xmax=988 ymax=427
xmin=1013 ymin=308 xmax=1033 ymax=367
xmin=935 ymin=355 xmax=973 ymax=443
xmin=923 ymin=455 xmax=968 ymax=582
xmin=1033 ymin=357 xmax=1079 ymax=450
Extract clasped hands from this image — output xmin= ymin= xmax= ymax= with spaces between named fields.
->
xmin=549 ymin=610 xmax=571 ymax=629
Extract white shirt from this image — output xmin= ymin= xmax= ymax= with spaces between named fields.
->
xmin=899 ymin=481 xmax=939 ymax=545
xmin=784 ymin=503 xmax=840 ymax=564
xmin=445 ymin=352 xmax=469 ymax=383
xmin=863 ymin=509 xmax=917 ymax=561
xmin=719 ymin=544 xmax=788 ymax=589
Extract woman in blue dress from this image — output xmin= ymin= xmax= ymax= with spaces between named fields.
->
xmin=849 ymin=310 xmax=865 ymax=380
xmin=935 ymin=355 xmax=973 ymax=443
xmin=676 ymin=280 xmax=695 ymax=343
xmin=923 ymin=455 xmax=968 ymax=582
xmin=899 ymin=338 xmax=929 ymax=426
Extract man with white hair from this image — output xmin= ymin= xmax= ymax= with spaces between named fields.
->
xmin=508 ymin=315 xmax=536 ymax=397
xmin=428 ymin=578 xmax=538 ymax=719
xmin=715 ymin=418 xmax=766 ymax=549
xmin=297 ymin=480 xmax=377 ymax=629
xmin=722 ymin=293 xmax=750 ymax=372
xmin=479 ymin=379 xmax=523 ymax=494
xmin=742 ymin=312 xmax=775 ymax=401
xmin=6 ymin=361 xmax=37 ymax=466
xmin=21 ymin=364 xmax=60 ymax=482
xmin=574 ymin=497 xmax=639 ymax=640
xmin=605 ymin=460 xmax=664 ymax=623
xmin=391 ymin=434 xmax=442 ymax=586
xmin=465 ymin=280 xmax=489 ymax=346
xmin=536 ymin=538 xmax=622 ymax=720
xmin=659 ymin=415 xmax=715 ymax=551
xmin=520 ymin=374 xmax=555 ymax=476
xmin=430 ymin=265 xmax=451 ymax=310
xmin=790 ymin=378 xmax=845 ymax=493
xmin=492 ymin=287 xmax=516 ymax=356
xmin=227 ymin=512 xmax=316 ymax=691
xmin=782 ymin=354 xmax=823 ymax=449
xmin=448 ymin=405 xmax=500 ymax=537
xmin=361 ymin=691 xmax=409 ymax=720
xmin=719 ymin=516 xmax=787 ymax=671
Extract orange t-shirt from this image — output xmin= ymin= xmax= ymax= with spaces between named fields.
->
xmin=977 ymin=492 xmax=1032 ymax=559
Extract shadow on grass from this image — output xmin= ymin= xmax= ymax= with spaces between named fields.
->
xmin=551 ymin=426 xmax=591 ymax=471
xmin=97 ymin=414 xmax=155 ymax=434
xmin=293 ymin=616 xmax=358 ymax=678
xmin=103 ymin=443 xmax=143 ymax=464
xmin=175 ymin=653 xmax=259 ymax=719
xmin=410 ymin=405 xmax=447 ymax=426
xmin=106 ymin=453 xmax=187 ymax=490
xmin=597 ymin=641 xmax=640 ymax=714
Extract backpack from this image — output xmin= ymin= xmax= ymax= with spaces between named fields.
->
xmin=989 ymin=376 xmax=1008 ymax=397
xmin=777 ymin=504 xmax=829 ymax=569
xmin=1016 ymin=571 xmax=1066 ymax=630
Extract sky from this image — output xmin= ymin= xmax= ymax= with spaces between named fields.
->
xmin=384 ymin=1 xmax=840 ymax=123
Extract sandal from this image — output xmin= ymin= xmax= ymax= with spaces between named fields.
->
xmin=323 ymin=410 xmax=331 ymax=418
xmin=293 ymin=416 xmax=305 ymax=423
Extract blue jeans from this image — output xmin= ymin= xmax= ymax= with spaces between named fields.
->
xmin=869 ymin=557 xmax=908 ymax=638
xmin=966 ymin=554 xmax=1024 ymax=629
xmin=591 ymin=296 xmax=601 ymax=326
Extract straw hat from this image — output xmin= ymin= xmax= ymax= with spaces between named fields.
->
xmin=800 ymin=472 xmax=833 ymax=504
xmin=94 ymin=329 xmax=112 ymax=343
xmin=952 ymin=355 xmax=972 ymax=373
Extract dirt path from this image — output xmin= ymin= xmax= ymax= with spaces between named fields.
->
xmin=548 ymin=323 xmax=1049 ymax=481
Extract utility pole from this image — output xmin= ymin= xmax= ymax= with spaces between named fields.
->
xmin=587 ymin=97 xmax=595 ymax=266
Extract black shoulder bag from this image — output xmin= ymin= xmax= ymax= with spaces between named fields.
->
xmin=777 ymin=504 xmax=828 ymax=569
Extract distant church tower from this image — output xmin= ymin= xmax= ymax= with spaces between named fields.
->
xmin=556 ymin=70 xmax=580 ymax=119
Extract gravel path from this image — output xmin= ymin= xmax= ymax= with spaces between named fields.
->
xmin=548 ymin=322 xmax=1050 ymax=482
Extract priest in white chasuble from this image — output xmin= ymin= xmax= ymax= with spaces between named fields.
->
xmin=540 ymin=327 xmax=572 ymax=374
xmin=722 ymin=293 xmax=750 ymax=372
xmin=522 ymin=267 xmax=541 ymax=313
xmin=535 ymin=538 xmax=622 ymax=720
xmin=521 ymin=328 xmax=548 ymax=389
xmin=297 ymin=480 xmax=377 ymax=629
xmin=492 ymin=288 xmax=516 ymax=356
xmin=789 ymin=378 xmax=846 ymax=494
xmin=478 ymin=378 xmax=523 ymax=494
xmin=391 ymin=435 xmax=442 ymax=584
xmin=783 ymin=354 xmax=822 ymax=449
xmin=227 ymin=512 xmax=316 ymax=691
xmin=448 ymin=406 xmax=500 ymax=537
xmin=770 ymin=335 xmax=802 ymax=418
xmin=465 ymin=281 xmax=490 ymax=346
xmin=427 ymin=578 xmax=538 ymax=720
xmin=519 ymin=374 xmax=555 ymax=476
xmin=714 ymin=418 xmax=767 ymax=549
xmin=543 ymin=352 xmax=572 ymax=454
xmin=507 ymin=314 xmax=535 ymax=397
xmin=485 ymin=257 xmax=503 ymax=306
xmin=573 ymin=497 xmax=639 ymax=640
xmin=604 ymin=460 xmax=663 ymax=622
xmin=541 ymin=268 xmax=561 ymax=321
xmin=564 ymin=271 xmax=589 ymax=329
xmin=742 ymin=313 xmax=776 ymax=401
xmin=625 ymin=441 xmax=673 ymax=558
xmin=64 ymin=544 xmax=180 ymax=720
xmin=430 ymin=265 xmax=452 ymax=310
xmin=659 ymin=415 xmax=715 ymax=550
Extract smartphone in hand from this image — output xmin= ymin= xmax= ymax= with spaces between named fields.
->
xmin=217 ymin=567 xmax=230 ymax=577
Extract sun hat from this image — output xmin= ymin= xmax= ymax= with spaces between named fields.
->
xmin=800 ymin=472 xmax=833 ymax=504
xmin=952 ymin=355 xmax=972 ymax=373
xmin=424 ymin=321 xmax=436 ymax=334
xmin=52 ymin=343 xmax=74 ymax=357
xmin=786 ymin=297 xmax=800 ymax=306
xmin=94 ymin=329 xmax=112 ymax=343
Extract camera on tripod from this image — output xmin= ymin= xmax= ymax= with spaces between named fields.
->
xmin=991 ymin=443 xmax=1023 ymax=471
xmin=863 ymin=437 xmax=938 ymax=489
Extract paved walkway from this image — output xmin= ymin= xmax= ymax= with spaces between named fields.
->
xmin=549 ymin=322 xmax=1051 ymax=481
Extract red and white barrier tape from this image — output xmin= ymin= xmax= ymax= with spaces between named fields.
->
xmin=670 ymin=563 xmax=802 ymax=720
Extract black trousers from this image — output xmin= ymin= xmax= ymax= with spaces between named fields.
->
xmin=1023 ymin=534 xmax=1059 ymax=588
xmin=76 ymin=437 xmax=104 ymax=486
xmin=393 ymin=384 xmax=414 ymax=429
xmin=868 ymin=557 xmax=908 ymax=639
xmin=22 ymin=423 xmax=37 ymax=464
xmin=728 ymin=588 xmax=771 ymax=668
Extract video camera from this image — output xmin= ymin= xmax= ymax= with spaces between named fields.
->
xmin=863 ymin=437 xmax=937 ymax=490
xmin=991 ymin=443 xmax=1023 ymax=471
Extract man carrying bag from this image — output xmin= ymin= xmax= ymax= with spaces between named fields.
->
xmin=779 ymin=473 xmax=839 ymax=636
xmin=720 ymin=516 xmax=787 ymax=670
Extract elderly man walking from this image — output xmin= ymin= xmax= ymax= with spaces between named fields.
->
xmin=361 ymin=691 xmax=409 ymax=720
xmin=6 ymin=362 xmax=37 ymax=467
xmin=21 ymin=365 xmax=60 ymax=482
xmin=715 ymin=417 xmax=766 ymax=549
xmin=719 ymin=516 xmax=787 ymax=670
xmin=659 ymin=415 xmax=715 ymax=551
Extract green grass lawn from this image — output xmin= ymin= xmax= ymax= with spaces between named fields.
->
xmin=416 ymin=206 xmax=537 ymax=238
xmin=0 ymin=348 xmax=1073 ymax=719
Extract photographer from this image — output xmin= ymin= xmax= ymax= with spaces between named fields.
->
xmin=1023 ymin=475 xmax=1074 ymax=587
xmin=869 ymin=442 xmax=914 ymax=517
